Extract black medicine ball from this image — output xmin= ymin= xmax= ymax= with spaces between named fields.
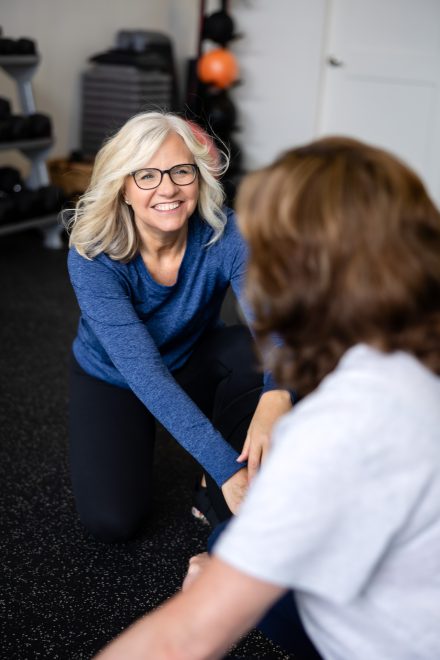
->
xmin=204 ymin=91 xmax=237 ymax=135
xmin=203 ymin=11 xmax=235 ymax=45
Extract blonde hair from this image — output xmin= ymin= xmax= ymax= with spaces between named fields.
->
xmin=65 ymin=111 xmax=229 ymax=261
xmin=237 ymin=136 xmax=440 ymax=397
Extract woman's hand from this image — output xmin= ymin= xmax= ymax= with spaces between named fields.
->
xmin=237 ymin=390 xmax=292 ymax=482
xmin=221 ymin=467 xmax=249 ymax=514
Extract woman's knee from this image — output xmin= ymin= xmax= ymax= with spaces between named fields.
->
xmin=78 ymin=507 xmax=150 ymax=543
xmin=216 ymin=324 xmax=256 ymax=363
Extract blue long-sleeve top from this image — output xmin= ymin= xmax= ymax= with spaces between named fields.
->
xmin=68 ymin=208 xmax=277 ymax=486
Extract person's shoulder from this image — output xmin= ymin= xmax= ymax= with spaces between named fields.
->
xmin=67 ymin=247 xmax=129 ymax=287
xmin=223 ymin=206 xmax=240 ymax=234
xmin=274 ymin=344 xmax=440 ymax=457
xmin=68 ymin=247 xmax=123 ymax=269
xmin=212 ymin=207 xmax=244 ymax=249
xmin=68 ymin=246 xmax=91 ymax=274
xmin=288 ymin=345 xmax=392 ymax=424
xmin=328 ymin=344 xmax=440 ymax=406
xmin=195 ymin=206 xmax=237 ymax=236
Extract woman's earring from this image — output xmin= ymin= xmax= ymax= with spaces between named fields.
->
xmin=125 ymin=199 xmax=131 ymax=205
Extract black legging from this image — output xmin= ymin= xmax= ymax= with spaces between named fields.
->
xmin=68 ymin=325 xmax=263 ymax=542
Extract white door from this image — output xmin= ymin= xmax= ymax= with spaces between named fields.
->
xmin=318 ymin=0 xmax=440 ymax=204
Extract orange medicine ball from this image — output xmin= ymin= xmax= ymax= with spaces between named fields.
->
xmin=197 ymin=48 xmax=239 ymax=89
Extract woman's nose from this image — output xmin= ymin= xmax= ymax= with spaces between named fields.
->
xmin=157 ymin=172 xmax=179 ymax=195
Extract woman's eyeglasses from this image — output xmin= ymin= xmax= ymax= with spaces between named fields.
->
xmin=131 ymin=164 xmax=199 ymax=190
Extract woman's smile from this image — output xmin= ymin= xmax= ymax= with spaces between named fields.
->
xmin=152 ymin=201 xmax=183 ymax=212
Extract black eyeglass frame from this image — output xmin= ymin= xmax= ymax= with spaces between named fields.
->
xmin=130 ymin=163 xmax=199 ymax=190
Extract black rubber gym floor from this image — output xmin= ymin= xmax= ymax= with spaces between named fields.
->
xmin=0 ymin=230 xmax=292 ymax=659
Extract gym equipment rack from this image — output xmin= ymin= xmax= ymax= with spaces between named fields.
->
xmin=0 ymin=53 xmax=63 ymax=247
xmin=81 ymin=64 xmax=174 ymax=157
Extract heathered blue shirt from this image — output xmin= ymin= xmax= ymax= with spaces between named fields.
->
xmin=68 ymin=208 xmax=276 ymax=486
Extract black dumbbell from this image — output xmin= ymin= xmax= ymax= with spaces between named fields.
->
xmin=0 ymin=192 xmax=16 ymax=225
xmin=0 ymin=97 xmax=11 ymax=119
xmin=0 ymin=113 xmax=52 ymax=141
xmin=13 ymin=187 xmax=40 ymax=220
xmin=0 ymin=37 xmax=16 ymax=55
xmin=36 ymin=184 xmax=66 ymax=215
xmin=0 ymin=119 xmax=10 ymax=141
xmin=10 ymin=115 xmax=30 ymax=140
xmin=15 ymin=38 xmax=36 ymax=55
xmin=0 ymin=166 xmax=24 ymax=193
xmin=204 ymin=90 xmax=237 ymax=135
xmin=0 ymin=36 xmax=36 ymax=56
xmin=26 ymin=113 xmax=52 ymax=139
xmin=0 ymin=115 xmax=29 ymax=141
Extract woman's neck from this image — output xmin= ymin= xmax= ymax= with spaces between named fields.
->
xmin=138 ymin=225 xmax=188 ymax=286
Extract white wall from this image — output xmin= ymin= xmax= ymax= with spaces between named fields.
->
xmin=230 ymin=0 xmax=327 ymax=168
xmin=0 ymin=0 xmax=327 ymax=173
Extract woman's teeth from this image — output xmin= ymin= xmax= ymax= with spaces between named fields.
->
xmin=154 ymin=202 xmax=180 ymax=211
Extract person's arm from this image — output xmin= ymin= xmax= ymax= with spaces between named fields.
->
xmin=94 ymin=556 xmax=285 ymax=660
xmin=237 ymin=389 xmax=292 ymax=481
xmin=68 ymin=250 xmax=243 ymax=488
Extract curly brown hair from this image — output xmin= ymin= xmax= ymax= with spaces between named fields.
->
xmin=236 ymin=136 xmax=440 ymax=397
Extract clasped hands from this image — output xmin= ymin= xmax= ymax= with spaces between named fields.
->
xmin=186 ymin=390 xmax=292 ymax=594
xmin=220 ymin=389 xmax=292 ymax=514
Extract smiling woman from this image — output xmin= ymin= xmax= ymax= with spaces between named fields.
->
xmin=64 ymin=111 xmax=293 ymax=543
xmin=124 ymin=133 xmax=199 ymax=253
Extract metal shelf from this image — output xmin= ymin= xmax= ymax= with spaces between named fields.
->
xmin=0 ymin=214 xmax=61 ymax=237
xmin=0 ymin=137 xmax=53 ymax=152
xmin=0 ymin=49 xmax=63 ymax=247
xmin=0 ymin=55 xmax=40 ymax=67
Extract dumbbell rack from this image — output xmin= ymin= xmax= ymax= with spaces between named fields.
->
xmin=0 ymin=54 xmax=62 ymax=247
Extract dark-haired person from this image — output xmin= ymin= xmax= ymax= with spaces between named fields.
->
xmin=66 ymin=111 xmax=292 ymax=542
xmin=96 ymin=136 xmax=440 ymax=660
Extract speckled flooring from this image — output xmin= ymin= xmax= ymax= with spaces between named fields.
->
xmin=0 ymin=231 xmax=293 ymax=659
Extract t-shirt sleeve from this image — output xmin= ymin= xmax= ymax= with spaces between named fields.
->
xmin=68 ymin=249 xmax=242 ymax=486
xmin=214 ymin=392 xmax=420 ymax=603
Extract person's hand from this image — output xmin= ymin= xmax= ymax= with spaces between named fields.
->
xmin=182 ymin=552 xmax=211 ymax=592
xmin=221 ymin=466 xmax=249 ymax=514
xmin=237 ymin=390 xmax=292 ymax=482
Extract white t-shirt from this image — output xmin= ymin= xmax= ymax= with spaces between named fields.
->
xmin=215 ymin=344 xmax=440 ymax=660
